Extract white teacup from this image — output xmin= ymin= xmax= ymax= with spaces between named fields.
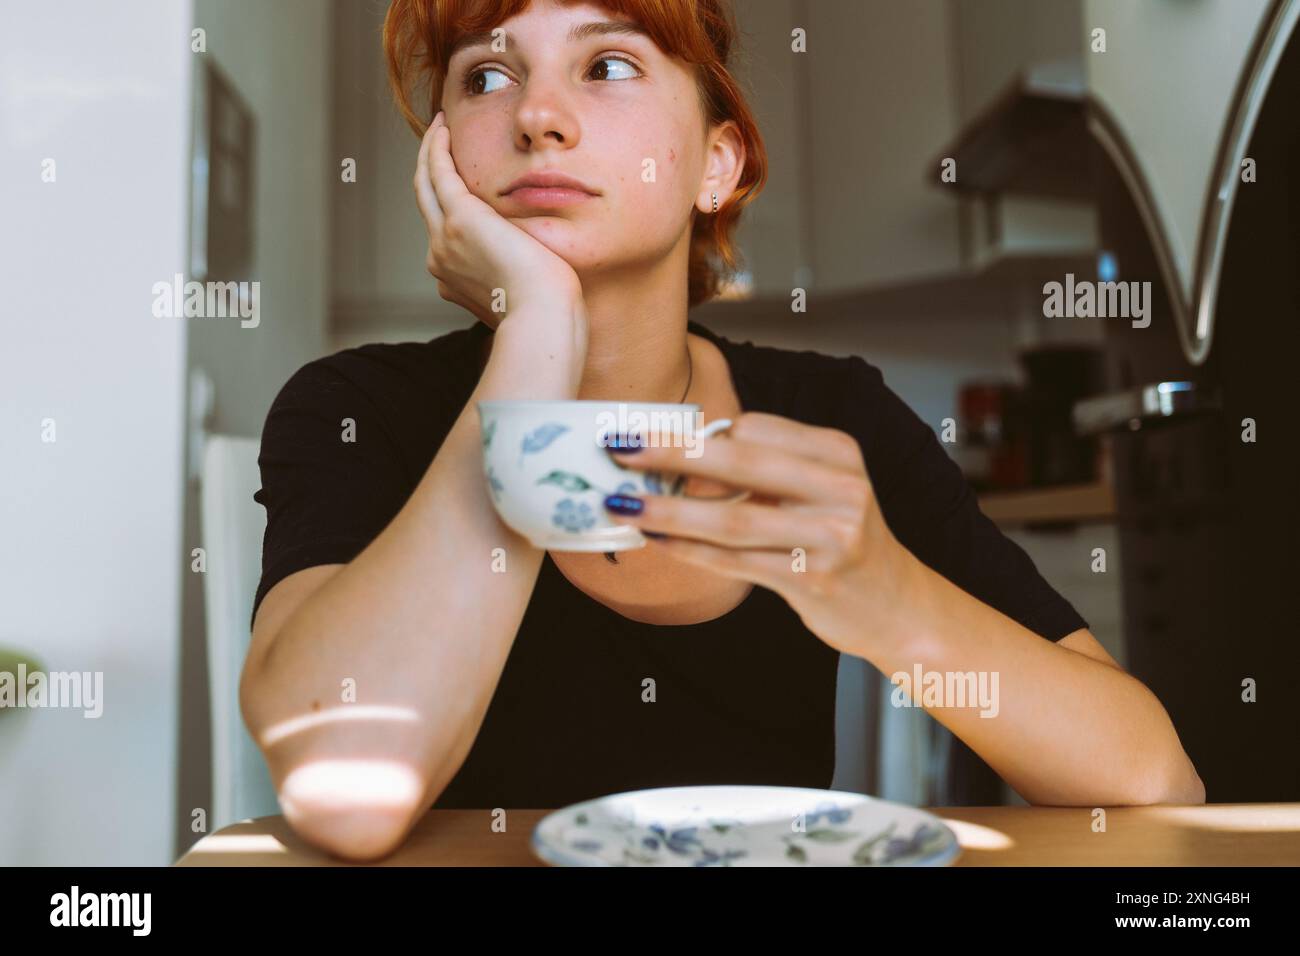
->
xmin=477 ymin=400 xmax=748 ymax=550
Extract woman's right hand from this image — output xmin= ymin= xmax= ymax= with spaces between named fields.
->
xmin=414 ymin=110 xmax=583 ymax=330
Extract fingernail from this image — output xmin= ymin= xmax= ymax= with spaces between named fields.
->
xmin=642 ymin=530 xmax=667 ymax=539
xmin=606 ymin=432 xmax=643 ymax=453
xmin=604 ymin=494 xmax=643 ymax=514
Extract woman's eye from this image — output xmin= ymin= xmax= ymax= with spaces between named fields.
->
xmin=460 ymin=56 xmax=640 ymax=97
xmin=587 ymin=56 xmax=640 ymax=82
xmin=462 ymin=66 xmax=511 ymax=96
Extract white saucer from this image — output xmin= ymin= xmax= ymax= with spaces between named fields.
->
xmin=531 ymin=785 xmax=961 ymax=867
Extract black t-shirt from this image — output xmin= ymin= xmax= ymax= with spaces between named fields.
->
xmin=251 ymin=319 xmax=1087 ymax=808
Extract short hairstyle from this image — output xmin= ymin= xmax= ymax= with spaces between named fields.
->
xmin=383 ymin=0 xmax=767 ymax=305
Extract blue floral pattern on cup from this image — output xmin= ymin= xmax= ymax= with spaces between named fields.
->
xmin=482 ymin=413 xmax=741 ymax=546
xmin=485 ymin=465 xmax=504 ymax=502
xmin=519 ymin=422 xmax=569 ymax=468
xmin=552 ymin=498 xmax=596 ymax=533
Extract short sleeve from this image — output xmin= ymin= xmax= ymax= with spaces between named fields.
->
xmin=844 ymin=355 xmax=1089 ymax=642
xmin=249 ymin=359 xmax=414 ymax=630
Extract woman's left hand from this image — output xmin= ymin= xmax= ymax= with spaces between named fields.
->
xmin=602 ymin=411 xmax=914 ymax=657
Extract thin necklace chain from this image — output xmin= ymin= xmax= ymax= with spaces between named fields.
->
xmin=678 ymin=343 xmax=694 ymax=403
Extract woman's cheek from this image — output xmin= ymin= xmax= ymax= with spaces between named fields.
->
xmin=457 ymin=154 xmax=486 ymax=196
xmin=629 ymin=147 xmax=694 ymax=222
xmin=448 ymin=125 xmax=497 ymax=197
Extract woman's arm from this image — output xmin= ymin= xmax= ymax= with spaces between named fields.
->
xmin=240 ymin=300 xmax=588 ymax=863
xmin=864 ymin=548 xmax=1206 ymax=807
xmin=242 ymin=112 xmax=594 ymax=862
xmin=598 ymin=410 xmax=1206 ymax=808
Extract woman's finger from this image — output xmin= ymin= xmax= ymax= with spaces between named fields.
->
xmin=413 ymin=115 xmax=445 ymax=233
xmin=435 ymin=278 xmax=458 ymax=304
xmin=427 ymin=111 xmax=471 ymax=209
xmin=725 ymin=412 xmax=865 ymax=475
xmin=609 ymin=431 xmax=866 ymax=506
xmin=613 ymin=495 xmax=849 ymax=553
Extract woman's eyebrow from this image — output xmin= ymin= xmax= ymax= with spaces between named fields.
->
xmin=449 ymin=19 xmax=651 ymax=61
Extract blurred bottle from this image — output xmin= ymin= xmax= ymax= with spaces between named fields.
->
xmin=954 ymin=382 xmax=1029 ymax=492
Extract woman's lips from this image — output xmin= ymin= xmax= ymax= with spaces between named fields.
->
xmin=503 ymin=187 xmax=595 ymax=208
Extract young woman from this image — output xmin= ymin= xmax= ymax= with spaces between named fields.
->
xmin=239 ymin=0 xmax=1204 ymax=862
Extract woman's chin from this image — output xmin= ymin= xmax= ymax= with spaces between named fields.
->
xmin=508 ymin=218 xmax=663 ymax=279
xmin=509 ymin=214 xmax=579 ymax=242
xmin=512 ymin=221 xmax=598 ymax=264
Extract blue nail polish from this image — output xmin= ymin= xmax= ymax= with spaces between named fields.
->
xmin=604 ymin=494 xmax=643 ymax=514
xmin=606 ymin=432 xmax=643 ymax=453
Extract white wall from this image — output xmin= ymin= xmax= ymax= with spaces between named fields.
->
xmin=189 ymin=0 xmax=331 ymax=433
xmin=177 ymin=0 xmax=332 ymax=858
xmin=331 ymin=0 xmax=449 ymax=318
xmin=0 ymin=0 xmax=192 ymax=864
xmin=1084 ymin=0 xmax=1270 ymax=301
xmin=802 ymin=0 xmax=963 ymax=292
xmin=950 ymin=0 xmax=1084 ymax=123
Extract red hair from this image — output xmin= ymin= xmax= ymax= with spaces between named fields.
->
xmin=383 ymin=0 xmax=767 ymax=306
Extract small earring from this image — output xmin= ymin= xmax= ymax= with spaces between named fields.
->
xmin=711 ymin=192 xmax=719 ymax=213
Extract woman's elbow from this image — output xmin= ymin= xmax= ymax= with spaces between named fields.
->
xmin=1168 ymin=763 xmax=1207 ymax=805
xmin=285 ymin=803 xmax=417 ymax=863
xmin=1133 ymin=753 xmax=1206 ymax=806
xmin=275 ymin=758 xmax=433 ymax=862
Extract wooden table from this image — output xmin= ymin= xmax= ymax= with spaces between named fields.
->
xmin=175 ymin=803 xmax=1300 ymax=866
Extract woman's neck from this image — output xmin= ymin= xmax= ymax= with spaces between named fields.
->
xmin=573 ymin=254 xmax=694 ymax=405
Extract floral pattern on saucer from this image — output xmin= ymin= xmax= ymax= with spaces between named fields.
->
xmin=531 ymin=786 xmax=961 ymax=867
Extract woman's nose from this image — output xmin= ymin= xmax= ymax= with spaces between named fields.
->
xmin=512 ymin=84 xmax=580 ymax=150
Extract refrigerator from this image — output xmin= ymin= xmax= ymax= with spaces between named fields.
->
xmin=1073 ymin=0 xmax=1300 ymax=801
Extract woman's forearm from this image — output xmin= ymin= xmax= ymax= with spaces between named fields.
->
xmin=241 ymin=300 xmax=588 ymax=860
xmin=860 ymin=544 xmax=1206 ymax=807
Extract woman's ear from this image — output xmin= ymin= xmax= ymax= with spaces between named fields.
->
xmin=699 ymin=120 xmax=745 ymax=208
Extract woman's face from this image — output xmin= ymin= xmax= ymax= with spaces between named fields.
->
xmin=442 ymin=0 xmax=739 ymax=280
